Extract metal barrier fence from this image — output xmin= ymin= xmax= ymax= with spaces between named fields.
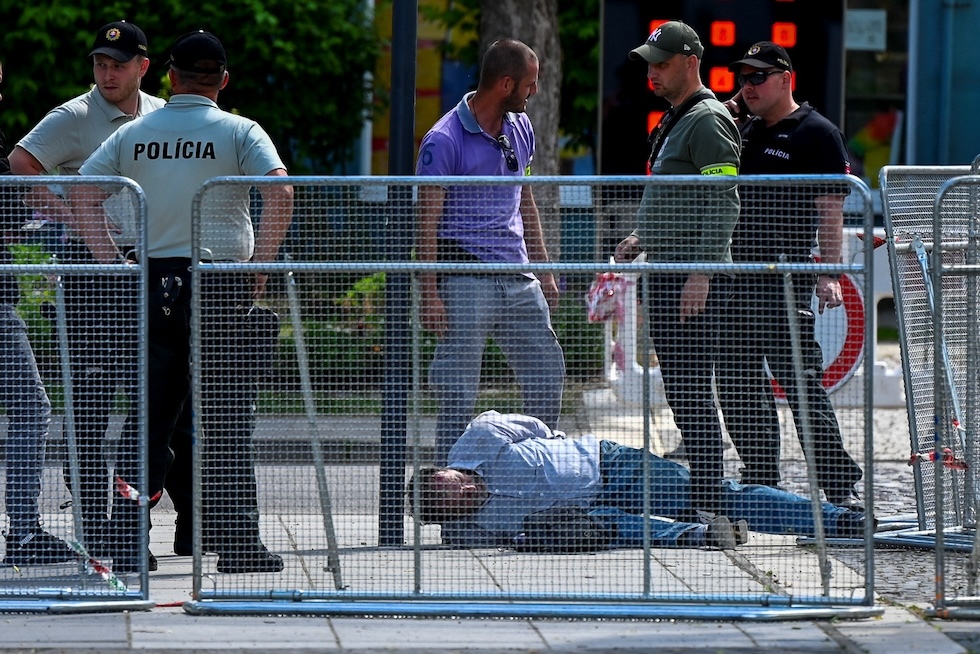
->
xmin=183 ymin=175 xmax=878 ymax=620
xmin=879 ymin=164 xmax=973 ymax=544
xmin=0 ymin=176 xmax=151 ymax=612
xmin=881 ymin=163 xmax=980 ymax=617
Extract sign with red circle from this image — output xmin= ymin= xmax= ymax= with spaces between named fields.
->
xmin=770 ymin=273 xmax=865 ymax=398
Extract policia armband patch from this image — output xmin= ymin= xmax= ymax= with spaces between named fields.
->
xmin=700 ymin=164 xmax=738 ymax=176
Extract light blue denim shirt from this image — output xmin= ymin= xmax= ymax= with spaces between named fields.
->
xmin=441 ymin=411 xmax=602 ymax=547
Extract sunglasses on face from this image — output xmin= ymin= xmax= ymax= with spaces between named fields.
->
xmin=497 ymin=134 xmax=519 ymax=172
xmin=737 ymin=70 xmax=782 ymax=87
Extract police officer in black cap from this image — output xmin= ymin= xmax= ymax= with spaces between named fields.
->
xmin=716 ymin=42 xmax=865 ymax=511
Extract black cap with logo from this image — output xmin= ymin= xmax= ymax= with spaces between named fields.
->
xmin=629 ymin=21 xmax=704 ymax=64
xmin=728 ymin=41 xmax=793 ymax=72
xmin=89 ymin=21 xmax=148 ymax=63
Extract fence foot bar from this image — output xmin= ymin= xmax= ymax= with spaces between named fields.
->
xmin=925 ymin=607 xmax=980 ymax=620
xmin=873 ymin=528 xmax=977 ymax=552
xmin=0 ymin=600 xmax=154 ymax=614
xmin=184 ymin=600 xmax=882 ymax=621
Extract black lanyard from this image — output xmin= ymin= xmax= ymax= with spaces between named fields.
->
xmin=647 ymin=88 xmax=715 ymax=168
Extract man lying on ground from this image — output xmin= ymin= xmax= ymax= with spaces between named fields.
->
xmin=407 ymin=411 xmax=871 ymax=550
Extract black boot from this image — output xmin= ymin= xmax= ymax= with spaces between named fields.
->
xmin=107 ymin=496 xmax=155 ymax=574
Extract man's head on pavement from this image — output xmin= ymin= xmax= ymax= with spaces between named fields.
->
xmin=477 ymin=38 xmax=538 ymax=114
xmin=408 ymin=467 xmax=487 ymax=524
xmin=89 ymin=21 xmax=151 ymax=107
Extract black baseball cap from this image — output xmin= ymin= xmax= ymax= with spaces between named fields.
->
xmin=89 ymin=21 xmax=148 ymax=62
xmin=729 ymin=41 xmax=793 ymax=72
xmin=629 ymin=21 xmax=704 ymax=64
xmin=168 ymin=30 xmax=227 ymax=74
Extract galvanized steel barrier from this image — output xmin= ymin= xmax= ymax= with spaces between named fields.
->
xmin=879 ymin=164 xmax=973 ymax=544
xmin=0 ymin=176 xmax=151 ymax=612
xmin=182 ymin=175 xmax=878 ymax=620
xmin=880 ymin=161 xmax=980 ymax=617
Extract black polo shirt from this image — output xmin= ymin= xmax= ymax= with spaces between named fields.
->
xmin=732 ymin=102 xmax=850 ymax=263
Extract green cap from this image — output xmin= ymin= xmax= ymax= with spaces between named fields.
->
xmin=629 ymin=21 xmax=704 ymax=63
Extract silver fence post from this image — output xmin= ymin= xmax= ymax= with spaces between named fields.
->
xmin=779 ymin=257 xmax=831 ymax=596
xmin=284 ymin=260 xmax=344 ymax=590
xmin=51 ymin=260 xmax=86 ymax=558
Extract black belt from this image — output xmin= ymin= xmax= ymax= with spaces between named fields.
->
xmin=147 ymin=257 xmax=192 ymax=270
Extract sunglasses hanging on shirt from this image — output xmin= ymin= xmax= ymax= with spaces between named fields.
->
xmin=497 ymin=134 xmax=520 ymax=172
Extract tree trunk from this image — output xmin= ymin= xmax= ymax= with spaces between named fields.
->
xmin=480 ymin=0 xmax=562 ymax=262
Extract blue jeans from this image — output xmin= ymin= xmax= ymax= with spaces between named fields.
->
xmin=0 ymin=304 xmax=52 ymax=534
xmin=431 ymin=275 xmax=565 ymax=463
xmin=592 ymin=441 xmax=853 ymax=547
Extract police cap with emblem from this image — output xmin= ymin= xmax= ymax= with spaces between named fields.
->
xmin=728 ymin=41 xmax=793 ymax=72
xmin=89 ymin=21 xmax=149 ymax=63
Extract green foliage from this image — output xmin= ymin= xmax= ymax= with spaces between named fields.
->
xmin=1 ymin=0 xmax=382 ymax=173
xmin=9 ymin=241 xmax=55 ymax=349
xmin=557 ymin=0 xmax=600 ymax=152
xmin=279 ymin=271 xmax=601 ymax=390
xmin=419 ymin=0 xmax=479 ymax=63
xmin=553 ymin=277 xmax=604 ymax=381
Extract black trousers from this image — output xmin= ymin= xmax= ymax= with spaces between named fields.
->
xmin=645 ymin=273 xmax=732 ymax=515
xmin=110 ymin=260 xmax=265 ymax=554
xmin=59 ymin=244 xmax=192 ymax=547
xmin=715 ymin=274 xmax=862 ymax=496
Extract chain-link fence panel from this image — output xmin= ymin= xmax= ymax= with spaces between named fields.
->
xmin=918 ymin=173 xmax=980 ymax=618
xmin=0 ymin=176 xmax=151 ymax=612
xmin=184 ymin=175 xmax=877 ymax=620
xmin=879 ymin=165 xmax=974 ymax=541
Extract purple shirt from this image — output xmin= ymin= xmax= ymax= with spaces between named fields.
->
xmin=416 ymin=92 xmax=534 ymax=264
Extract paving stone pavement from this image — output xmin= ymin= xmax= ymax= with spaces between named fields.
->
xmin=5 ymin=344 xmax=980 ymax=652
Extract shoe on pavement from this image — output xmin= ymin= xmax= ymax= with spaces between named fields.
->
xmin=834 ymin=512 xmax=878 ymax=539
xmin=826 ymin=488 xmax=865 ymax=512
xmin=110 ymin=549 xmax=158 ymax=574
xmin=173 ymin=516 xmax=203 ymax=556
xmin=217 ymin=545 xmax=284 ymax=574
xmin=732 ymin=519 xmax=749 ymax=545
xmin=704 ymin=515 xmax=739 ymax=550
xmin=1 ymin=528 xmax=76 ymax=567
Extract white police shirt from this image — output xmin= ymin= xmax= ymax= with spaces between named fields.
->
xmin=80 ymin=94 xmax=285 ymax=260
